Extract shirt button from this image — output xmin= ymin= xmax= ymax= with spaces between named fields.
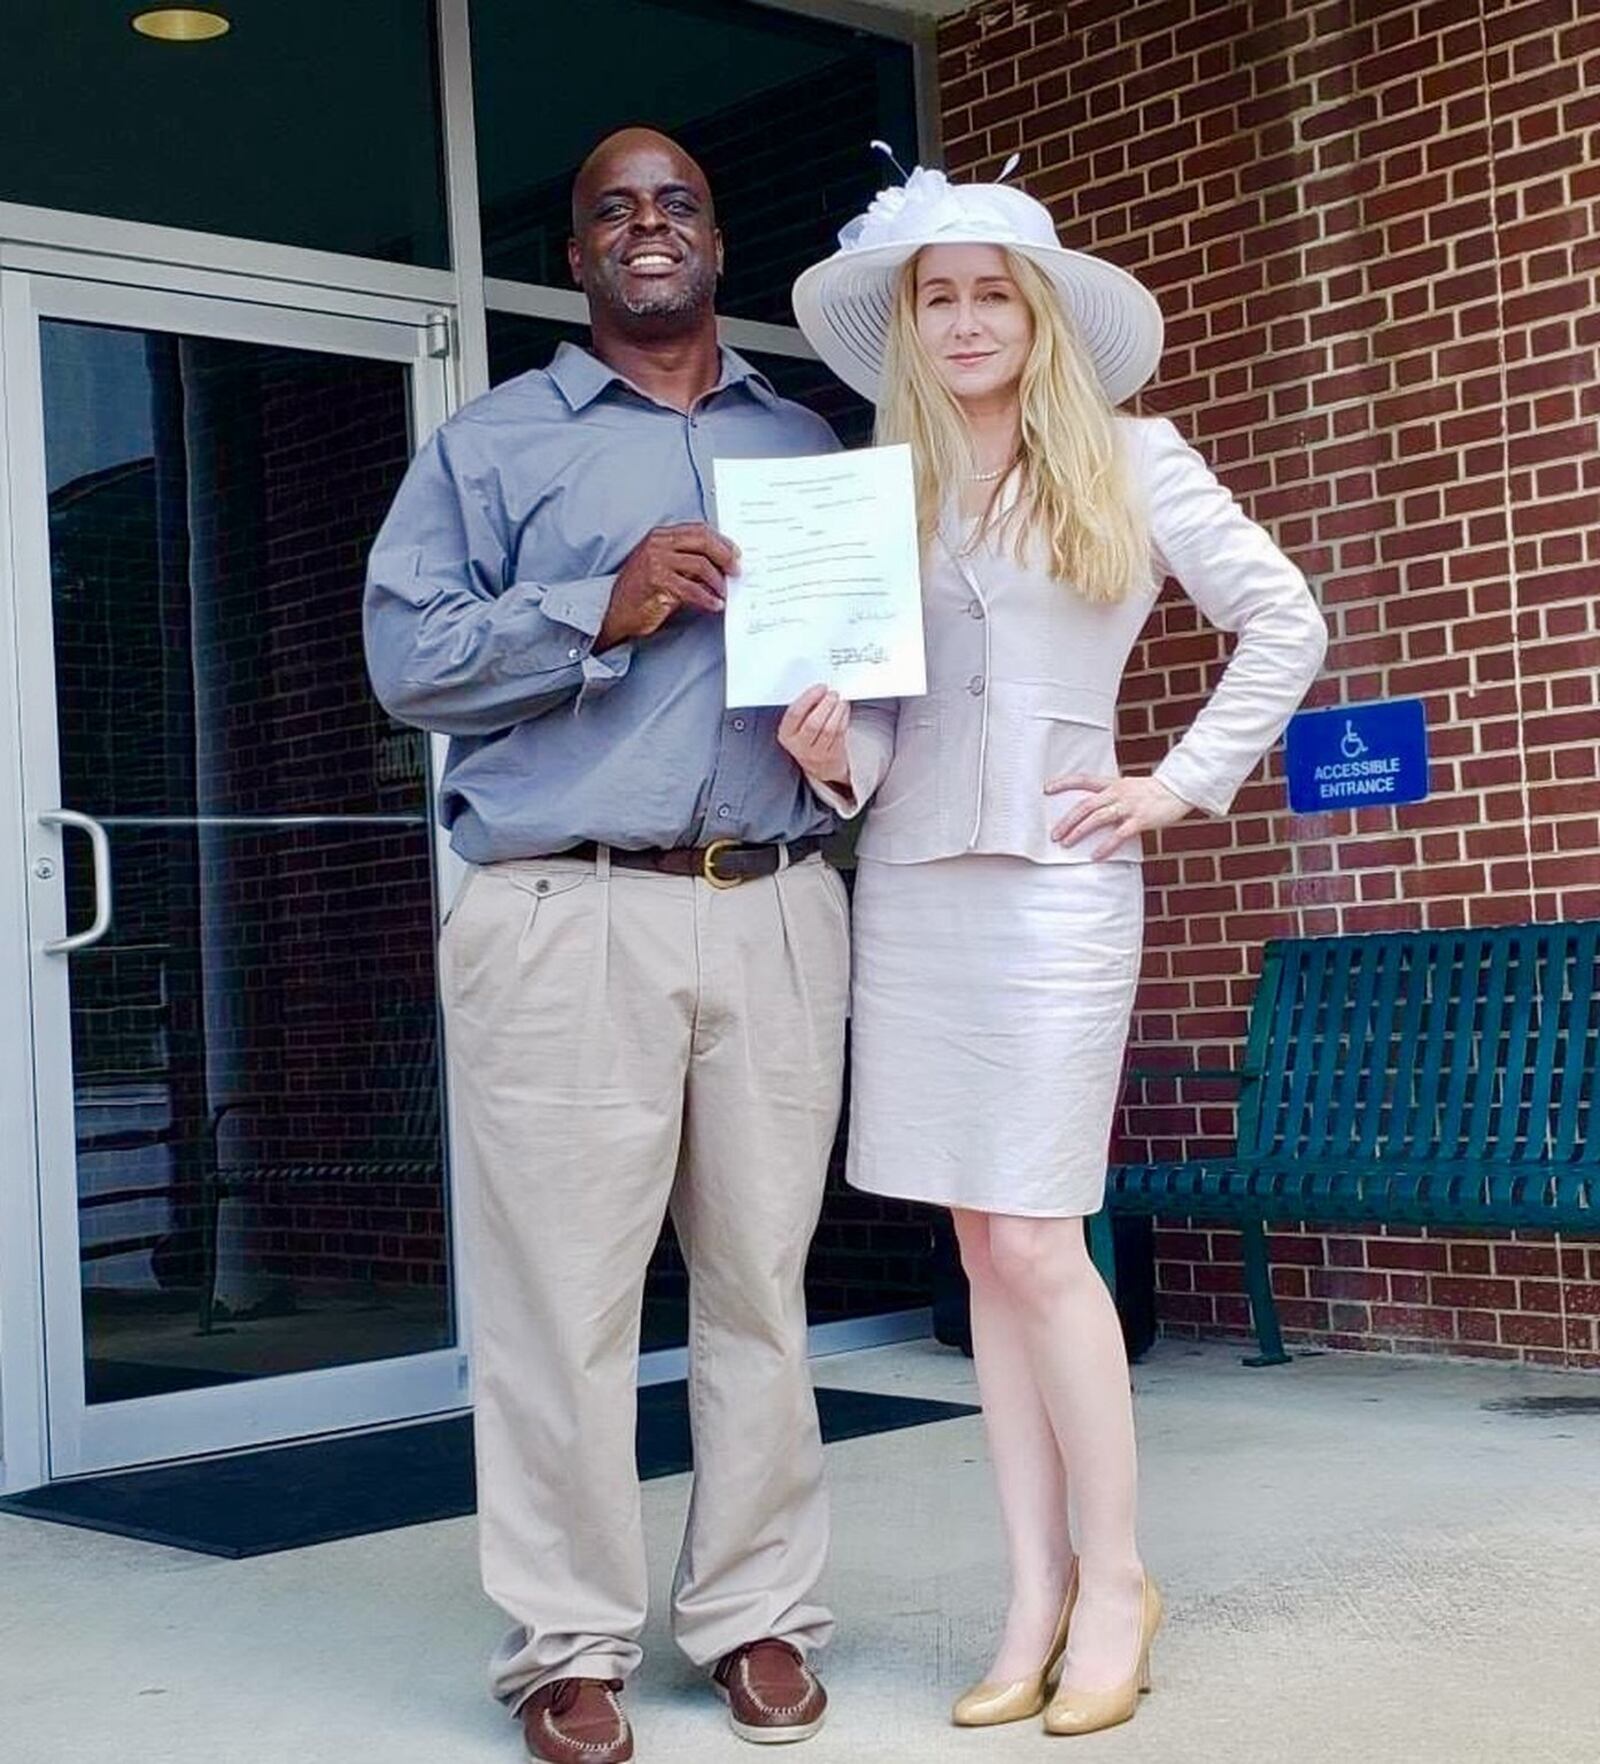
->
xmin=717 ymin=805 xmax=731 ymax=819
xmin=968 ymin=600 xmax=985 ymax=620
xmin=567 ymin=647 xmax=580 ymax=660
xmin=968 ymin=674 xmax=985 ymax=696
xmin=732 ymin=717 xmax=747 ymax=731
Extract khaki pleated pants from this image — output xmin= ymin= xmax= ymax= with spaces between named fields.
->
xmin=438 ymin=847 xmax=847 ymax=1712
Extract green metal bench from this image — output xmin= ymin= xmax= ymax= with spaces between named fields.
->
xmin=1090 ymin=920 xmax=1599 ymax=1364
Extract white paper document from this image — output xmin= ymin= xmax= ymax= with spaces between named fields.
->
xmin=714 ymin=443 xmax=928 ymax=709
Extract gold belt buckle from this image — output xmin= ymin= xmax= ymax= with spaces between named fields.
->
xmin=701 ymin=837 xmax=743 ymax=889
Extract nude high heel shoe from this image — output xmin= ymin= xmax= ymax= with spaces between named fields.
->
xmin=1042 ymin=1574 xmax=1162 ymax=1737
xmin=951 ymin=1562 xmax=1079 ymax=1728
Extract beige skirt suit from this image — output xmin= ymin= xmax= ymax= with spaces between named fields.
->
xmin=814 ymin=415 xmax=1329 ymax=1216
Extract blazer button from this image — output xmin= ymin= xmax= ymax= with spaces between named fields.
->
xmin=968 ymin=674 xmax=985 ymax=696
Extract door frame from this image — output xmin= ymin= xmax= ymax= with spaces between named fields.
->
xmin=0 ymin=259 xmax=473 ymax=1484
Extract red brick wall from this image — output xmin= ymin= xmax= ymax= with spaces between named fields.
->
xmin=936 ymin=0 xmax=1600 ymax=1367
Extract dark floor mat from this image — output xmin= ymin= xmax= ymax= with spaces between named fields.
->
xmin=0 ymin=1382 xmax=976 ymax=1558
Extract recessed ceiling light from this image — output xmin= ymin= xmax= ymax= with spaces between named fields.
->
xmin=131 ymin=8 xmax=231 ymax=42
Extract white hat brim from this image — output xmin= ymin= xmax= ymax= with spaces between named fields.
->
xmin=791 ymin=234 xmax=1163 ymax=407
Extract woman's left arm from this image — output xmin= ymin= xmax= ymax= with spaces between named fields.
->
xmin=1141 ymin=416 xmax=1329 ymax=814
xmin=1049 ymin=416 xmax=1328 ymax=856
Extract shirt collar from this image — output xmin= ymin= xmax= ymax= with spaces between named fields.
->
xmin=547 ymin=339 xmax=779 ymax=414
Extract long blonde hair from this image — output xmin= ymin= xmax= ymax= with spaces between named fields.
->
xmin=875 ymin=247 xmax=1146 ymax=604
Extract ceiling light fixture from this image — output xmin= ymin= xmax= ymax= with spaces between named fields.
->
xmin=131 ymin=8 xmax=231 ymax=42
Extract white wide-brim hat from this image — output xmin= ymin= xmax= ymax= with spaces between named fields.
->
xmin=792 ymin=166 xmax=1163 ymax=406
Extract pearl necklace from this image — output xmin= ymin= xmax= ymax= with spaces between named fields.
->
xmin=969 ymin=461 xmax=1012 ymax=482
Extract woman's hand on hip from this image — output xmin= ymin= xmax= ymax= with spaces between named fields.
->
xmin=1045 ymin=772 xmax=1192 ymax=859
xmin=779 ymin=685 xmax=851 ymax=787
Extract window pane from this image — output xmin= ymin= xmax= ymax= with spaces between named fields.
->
xmin=486 ymin=314 xmax=588 ymax=389
xmin=1 ymin=2 xmax=448 ymax=268
xmin=473 ymin=0 xmax=917 ymax=325
xmin=743 ymin=352 xmax=875 ymax=449
xmin=42 ymin=319 xmax=452 ymax=1400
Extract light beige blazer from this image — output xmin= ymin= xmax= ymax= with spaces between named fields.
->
xmin=814 ymin=415 xmax=1329 ymax=862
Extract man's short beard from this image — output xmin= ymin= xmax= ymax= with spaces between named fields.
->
xmin=595 ymin=258 xmax=718 ymax=324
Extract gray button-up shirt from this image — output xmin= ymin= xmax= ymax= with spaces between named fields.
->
xmin=364 ymin=342 xmax=842 ymax=861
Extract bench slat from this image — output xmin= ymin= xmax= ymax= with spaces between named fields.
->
xmin=1305 ymin=938 xmax=1357 ymax=1162
xmin=1414 ymin=932 xmax=1471 ymax=1160
xmin=1109 ymin=1157 xmax=1594 ymax=1228
xmin=1462 ymin=934 xmax=1511 ymax=1163
xmin=1436 ymin=935 xmax=1481 ymax=1159
xmin=1404 ymin=931 xmax=1453 ymax=1164
xmin=1495 ymin=935 xmax=1541 ymax=1162
xmin=1522 ymin=925 xmax=1566 ymax=1166
xmin=1549 ymin=922 xmax=1599 ymax=1167
xmin=1279 ymin=939 xmax=1331 ymax=1161
xmin=1325 ymin=935 xmax=1384 ymax=1162
xmin=1353 ymin=937 xmax=1406 ymax=1161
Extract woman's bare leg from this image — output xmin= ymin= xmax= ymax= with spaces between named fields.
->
xmin=984 ymin=1212 xmax=1145 ymax=1692
xmin=951 ymin=1206 xmax=1075 ymax=1681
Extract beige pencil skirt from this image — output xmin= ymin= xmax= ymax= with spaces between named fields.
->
xmin=846 ymin=852 xmax=1144 ymax=1217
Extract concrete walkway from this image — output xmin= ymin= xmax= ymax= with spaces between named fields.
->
xmin=3 ymin=1338 xmax=1597 ymax=1763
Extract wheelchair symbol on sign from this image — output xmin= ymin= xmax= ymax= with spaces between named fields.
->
xmin=1340 ymin=720 xmax=1368 ymax=760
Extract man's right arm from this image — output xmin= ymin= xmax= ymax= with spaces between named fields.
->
xmin=363 ymin=428 xmax=633 ymax=738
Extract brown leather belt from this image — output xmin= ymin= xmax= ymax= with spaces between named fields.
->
xmin=561 ymin=836 xmax=826 ymax=889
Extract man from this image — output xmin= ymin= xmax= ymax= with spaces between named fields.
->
xmin=365 ymin=129 xmax=852 ymax=1764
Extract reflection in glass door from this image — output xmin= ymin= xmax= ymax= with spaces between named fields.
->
xmin=7 ymin=276 xmax=464 ymax=1476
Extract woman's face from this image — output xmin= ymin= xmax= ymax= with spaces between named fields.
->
xmin=913 ymin=244 xmax=1033 ymax=408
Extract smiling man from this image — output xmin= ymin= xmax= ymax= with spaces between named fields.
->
xmin=363 ymin=130 xmax=846 ymax=1764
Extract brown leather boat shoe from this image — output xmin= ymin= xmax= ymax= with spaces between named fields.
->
xmin=519 ymin=1677 xmax=633 ymax=1764
xmin=712 ymin=1638 xmax=827 ymax=1744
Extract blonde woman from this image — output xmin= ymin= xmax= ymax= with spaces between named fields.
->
xmin=780 ymin=170 xmax=1327 ymax=1736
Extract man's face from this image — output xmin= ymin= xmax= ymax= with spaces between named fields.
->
xmin=569 ymin=139 xmax=722 ymax=329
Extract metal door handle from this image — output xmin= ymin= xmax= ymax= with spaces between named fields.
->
xmin=38 ymin=810 xmax=113 ymax=954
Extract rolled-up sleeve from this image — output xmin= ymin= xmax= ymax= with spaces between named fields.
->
xmin=1142 ymin=418 xmax=1329 ymax=816
xmin=364 ymin=428 xmax=632 ymax=737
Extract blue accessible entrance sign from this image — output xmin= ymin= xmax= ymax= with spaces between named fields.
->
xmin=1284 ymin=698 xmax=1430 ymax=813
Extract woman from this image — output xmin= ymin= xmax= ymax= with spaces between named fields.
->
xmin=777 ymin=169 xmax=1327 ymax=1736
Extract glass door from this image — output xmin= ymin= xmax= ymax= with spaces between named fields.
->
xmin=2 ymin=271 xmax=466 ymax=1477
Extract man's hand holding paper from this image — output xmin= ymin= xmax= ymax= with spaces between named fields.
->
xmin=713 ymin=443 xmax=927 ymax=708
xmin=596 ymin=521 xmax=738 ymax=649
